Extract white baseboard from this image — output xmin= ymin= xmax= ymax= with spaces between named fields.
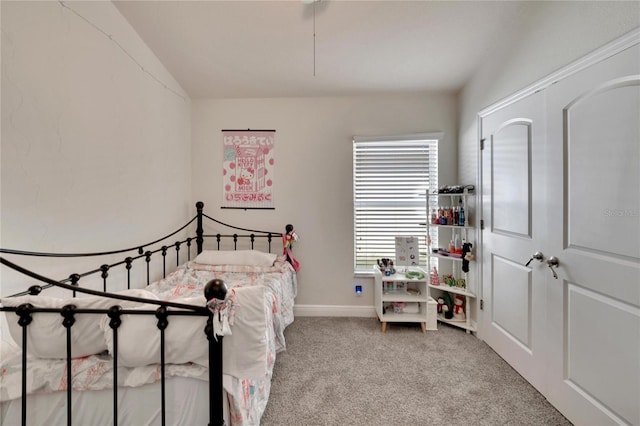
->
xmin=294 ymin=304 xmax=377 ymax=318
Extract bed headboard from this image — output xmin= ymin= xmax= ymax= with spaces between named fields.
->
xmin=195 ymin=201 xmax=289 ymax=254
xmin=0 ymin=201 xmax=294 ymax=298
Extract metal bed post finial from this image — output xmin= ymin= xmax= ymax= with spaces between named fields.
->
xmin=196 ymin=201 xmax=204 ymax=254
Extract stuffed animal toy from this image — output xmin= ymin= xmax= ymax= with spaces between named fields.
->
xmin=283 ymin=224 xmax=300 ymax=272
xmin=453 ymin=295 xmax=466 ymax=321
xmin=461 ymin=242 xmax=473 ymax=273
xmin=442 ymin=291 xmax=454 ymax=319
xmin=437 ymin=297 xmax=448 ymax=315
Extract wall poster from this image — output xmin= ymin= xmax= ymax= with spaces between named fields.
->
xmin=222 ymin=130 xmax=275 ymax=209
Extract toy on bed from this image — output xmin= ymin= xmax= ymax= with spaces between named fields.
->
xmin=0 ymin=201 xmax=298 ymax=426
xmin=283 ymin=224 xmax=300 ymax=272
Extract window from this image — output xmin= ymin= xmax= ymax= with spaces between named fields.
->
xmin=353 ymin=133 xmax=439 ymax=270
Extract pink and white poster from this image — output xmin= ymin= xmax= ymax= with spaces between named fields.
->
xmin=222 ymin=130 xmax=275 ymax=209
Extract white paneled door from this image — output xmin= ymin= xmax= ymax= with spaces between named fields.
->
xmin=480 ymin=91 xmax=548 ymax=394
xmin=481 ymin=42 xmax=640 ymax=425
xmin=544 ymin=43 xmax=640 ymax=426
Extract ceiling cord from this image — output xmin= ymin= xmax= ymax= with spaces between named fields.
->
xmin=313 ymin=0 xmax=316 ymax=77
xmin=58 ymin=1 xmax=187 ymax=102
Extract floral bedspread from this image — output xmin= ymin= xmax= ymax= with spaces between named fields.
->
xmin=147 ymin=259 xmax=297 ymax=352
xmin=0 ymin=350 xmax=208 ymax=402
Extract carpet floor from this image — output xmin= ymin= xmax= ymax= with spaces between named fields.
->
xmin=260 ymin=317 xmax=572 ymax=426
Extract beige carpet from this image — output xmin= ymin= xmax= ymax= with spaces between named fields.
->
xmin=261 ymin=317 xmax=572 ymax=426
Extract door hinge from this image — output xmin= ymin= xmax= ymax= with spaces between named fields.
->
xmin=480 ymin=138 xmax=485 ymax=150
xmin=480 ymin=219 xmax=485 ymax=230
xmin=480 ymin=299 xmax=484 ymax=310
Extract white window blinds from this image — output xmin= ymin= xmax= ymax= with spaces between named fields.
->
xmin=353 ymin=134 xmax=439 ymax=270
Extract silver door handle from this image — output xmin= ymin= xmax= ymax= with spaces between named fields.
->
xmin=546 ymin=256 xmax=559 ymax=279
xmin=525 ymin=251 xmax=544 ymax=267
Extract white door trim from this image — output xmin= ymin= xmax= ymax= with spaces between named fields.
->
xmin=478 ymin=27 xmax=640 ymax=119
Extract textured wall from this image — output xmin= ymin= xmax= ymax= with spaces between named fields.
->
xmin=1 ymin=1 xmax=192 ymax=297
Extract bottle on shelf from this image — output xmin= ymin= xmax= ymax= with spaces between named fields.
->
xmin=454 ymin=234 xmax=461 ymax=252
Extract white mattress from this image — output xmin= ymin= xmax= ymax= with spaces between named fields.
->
xmin=0 ymin=376 xmax=224 ymax=426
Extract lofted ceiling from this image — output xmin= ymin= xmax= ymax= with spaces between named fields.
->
xmin=113 ymin=0 xmax=536 ymax=99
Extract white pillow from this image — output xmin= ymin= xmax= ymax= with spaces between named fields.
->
xmin=101 ymin=287 xmax=269 ymax=379
xmin=194 ymin=250 xmax=277 ymax=267
xmin=101 ymin=296 xmax=207 ymax=368
xmin=1 ymin=289 xmax=158 ymax=359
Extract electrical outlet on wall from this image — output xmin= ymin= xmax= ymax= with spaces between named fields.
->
xmin=354 ymin=284 xmax=363 ymax=296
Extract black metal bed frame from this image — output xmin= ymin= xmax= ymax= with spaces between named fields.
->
xmin=0 ymin=201 xmax=288 ymax=426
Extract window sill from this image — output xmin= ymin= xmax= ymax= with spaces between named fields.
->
xmin=354 ymin=269 xmax=376 ymax=278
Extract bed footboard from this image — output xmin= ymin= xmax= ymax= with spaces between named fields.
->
xmin=1 ymin=264 xmax=226 ymax=426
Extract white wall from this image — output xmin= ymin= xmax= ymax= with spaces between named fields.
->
xmin=1 ymin=1 xmax=192 ymax=297
xmin=191 ymin=94 xmax=458 ymax=309
xmin=458 ymin=1 xmax=640 ymax=186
